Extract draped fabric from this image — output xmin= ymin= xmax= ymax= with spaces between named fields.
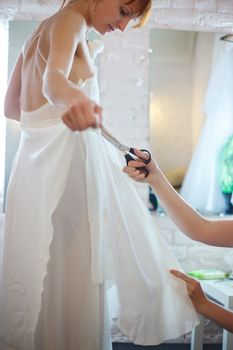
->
xmin=181 ymin=48 xmax=233 ymax=214
xmin=0 ymin=40 xmax=199 ymax=350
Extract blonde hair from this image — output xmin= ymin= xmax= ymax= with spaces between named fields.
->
xmin=130 ymin=0 xmax=152 ymax=28
xmin=59 ymin=0 xmax=74 ymax=10
xmin=59 ymin=0 xmax=152 ymax=28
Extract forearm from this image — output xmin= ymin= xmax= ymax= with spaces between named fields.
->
xmin=199 ymin=299 xmax=233 ymax=333
xmin=42 ymin=70 xmax=87 ymax=110
xmin=149 ymin=168 xmax=233 ymax=246
xmin=149 ymin=168 xmax=208 ymax=242
xmin=124 ymin=151 xmax=233 ymax=246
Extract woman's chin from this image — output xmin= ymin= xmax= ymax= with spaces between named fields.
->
xmin=93 ymin=26 xmax=113 ymax=35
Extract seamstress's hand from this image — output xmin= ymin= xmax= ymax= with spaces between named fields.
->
xmin=170 ymin=269 xmax=209 ymax=313
xmin=62 ymin=98 xmax=102 ymax=131
xmin=123 ymin=149 xmax=157 ymax=185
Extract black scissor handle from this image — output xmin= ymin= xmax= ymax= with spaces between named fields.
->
xmin=124 ymin=148 xmax=151 ymax=178
xmin=129 ymin=148 xmax=151 ymax=164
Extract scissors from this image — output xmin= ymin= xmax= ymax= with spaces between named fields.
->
xmin=101 ymin=126 xmax=151 ymax=177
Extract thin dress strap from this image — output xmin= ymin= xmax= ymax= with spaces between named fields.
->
xmin=22 ymin=32 xmax=47 ymax=64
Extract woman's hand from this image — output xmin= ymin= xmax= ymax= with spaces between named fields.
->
xmin=62 ymin=98 xmax=102 ymax=131
xmin=123 ymin=149 xmax=158 ymax=184
xmin=170 ymin=269 xmax=209 ymax=313
xmin=171 ymin=269 xmax=233 ymax=332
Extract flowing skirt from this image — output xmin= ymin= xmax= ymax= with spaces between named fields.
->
xmin=0 ymin=103 xmax=199 ymax=350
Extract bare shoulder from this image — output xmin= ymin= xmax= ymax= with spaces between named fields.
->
xmin=49 ymin=8 xmax=87 ymax=38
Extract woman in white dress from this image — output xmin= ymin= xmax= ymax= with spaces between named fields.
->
xmin=1 ymin=1 xmax=198 ymax=349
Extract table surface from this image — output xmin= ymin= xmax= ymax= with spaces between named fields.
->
xmin=191 ymin=278 xmax=233 ymax=350
xmin=200 ymin=279 xmax=233 ymax=307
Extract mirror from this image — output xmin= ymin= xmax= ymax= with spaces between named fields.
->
xmin=149 ymin=29 xmax=233 ymax=215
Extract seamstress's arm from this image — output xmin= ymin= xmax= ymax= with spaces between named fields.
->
xmin=123 ymin=150 xmax=233 ymax=247
xmin=170 ymin=270 xmax=233 ymax=333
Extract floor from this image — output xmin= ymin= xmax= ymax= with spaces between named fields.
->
xmin=112 ymin=343 xmax=222 ymax=350
xmin=0 ymin=340 xmax=223 ymax=350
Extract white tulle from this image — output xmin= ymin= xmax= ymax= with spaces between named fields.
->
xmin=0 ymin=40 xmax=199 ymax=350
xmin=180 ymin=48 xmax=233 ymax=214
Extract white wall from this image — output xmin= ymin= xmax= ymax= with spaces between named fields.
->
xmin=3 ymin=21 xmax=38 ymax=209
xmin=0 ymin=20 xmax=8 ymax=211
xmin=148 ymin=30 xmax=216 ymax=177
xmin=191 ymin=32 xmax=215 ymax=149
xmin=149 ymin=29 xmax=197 ymax=173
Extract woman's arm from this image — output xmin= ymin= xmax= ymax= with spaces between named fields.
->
xmin=42 ymin=10 xmax=87 ymax=109
xmin=123 ymin=150 xmax=233 ymax=247
xmin=4 ymin=52 xmax=23 ymax=120
xmin=170 ymin=270 xmax=233 ymax=333
xmin=42 ymin=10 xmax=102 ymax=130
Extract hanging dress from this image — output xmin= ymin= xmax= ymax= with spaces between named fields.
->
xmin=180 ymin=48 xmax=233 ymax=214
xmin=0 ymin=39 xmax=199 ymax=350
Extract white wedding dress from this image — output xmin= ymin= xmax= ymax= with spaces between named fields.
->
xmin=0 ymin=39 xmax=199 ymax=350
xmin=180 ymin=47 xmax=233 ymax=214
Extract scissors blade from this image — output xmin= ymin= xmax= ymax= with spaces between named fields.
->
xmin=101 ymin=126 xmax=130 ymax=153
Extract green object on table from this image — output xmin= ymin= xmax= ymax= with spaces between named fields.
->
xmin=219 ymin=135 xmax=233 ymax=194
xmin=188 ymin=269 xmax=229 ymax=280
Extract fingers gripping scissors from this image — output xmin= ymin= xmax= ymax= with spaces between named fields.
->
xmin=101 ymin=126 xmax=151 ymax=177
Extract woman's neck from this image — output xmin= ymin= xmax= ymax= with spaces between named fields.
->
xmin=66 ymin=0 xmax=92 ymax=31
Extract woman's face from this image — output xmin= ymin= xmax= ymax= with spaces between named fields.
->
xmin=91 ymin=0 xmax=143 ymax=34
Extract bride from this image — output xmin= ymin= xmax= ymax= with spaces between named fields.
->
xmin=1 ymin=1 xmax=198 ymax=349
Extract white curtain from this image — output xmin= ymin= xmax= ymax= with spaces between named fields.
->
xmin=0 ymin=19 xmax=8 ymax=210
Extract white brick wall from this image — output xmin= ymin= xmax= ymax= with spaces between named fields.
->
xmin=151 ymin=0 xmax=233 ymax=33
